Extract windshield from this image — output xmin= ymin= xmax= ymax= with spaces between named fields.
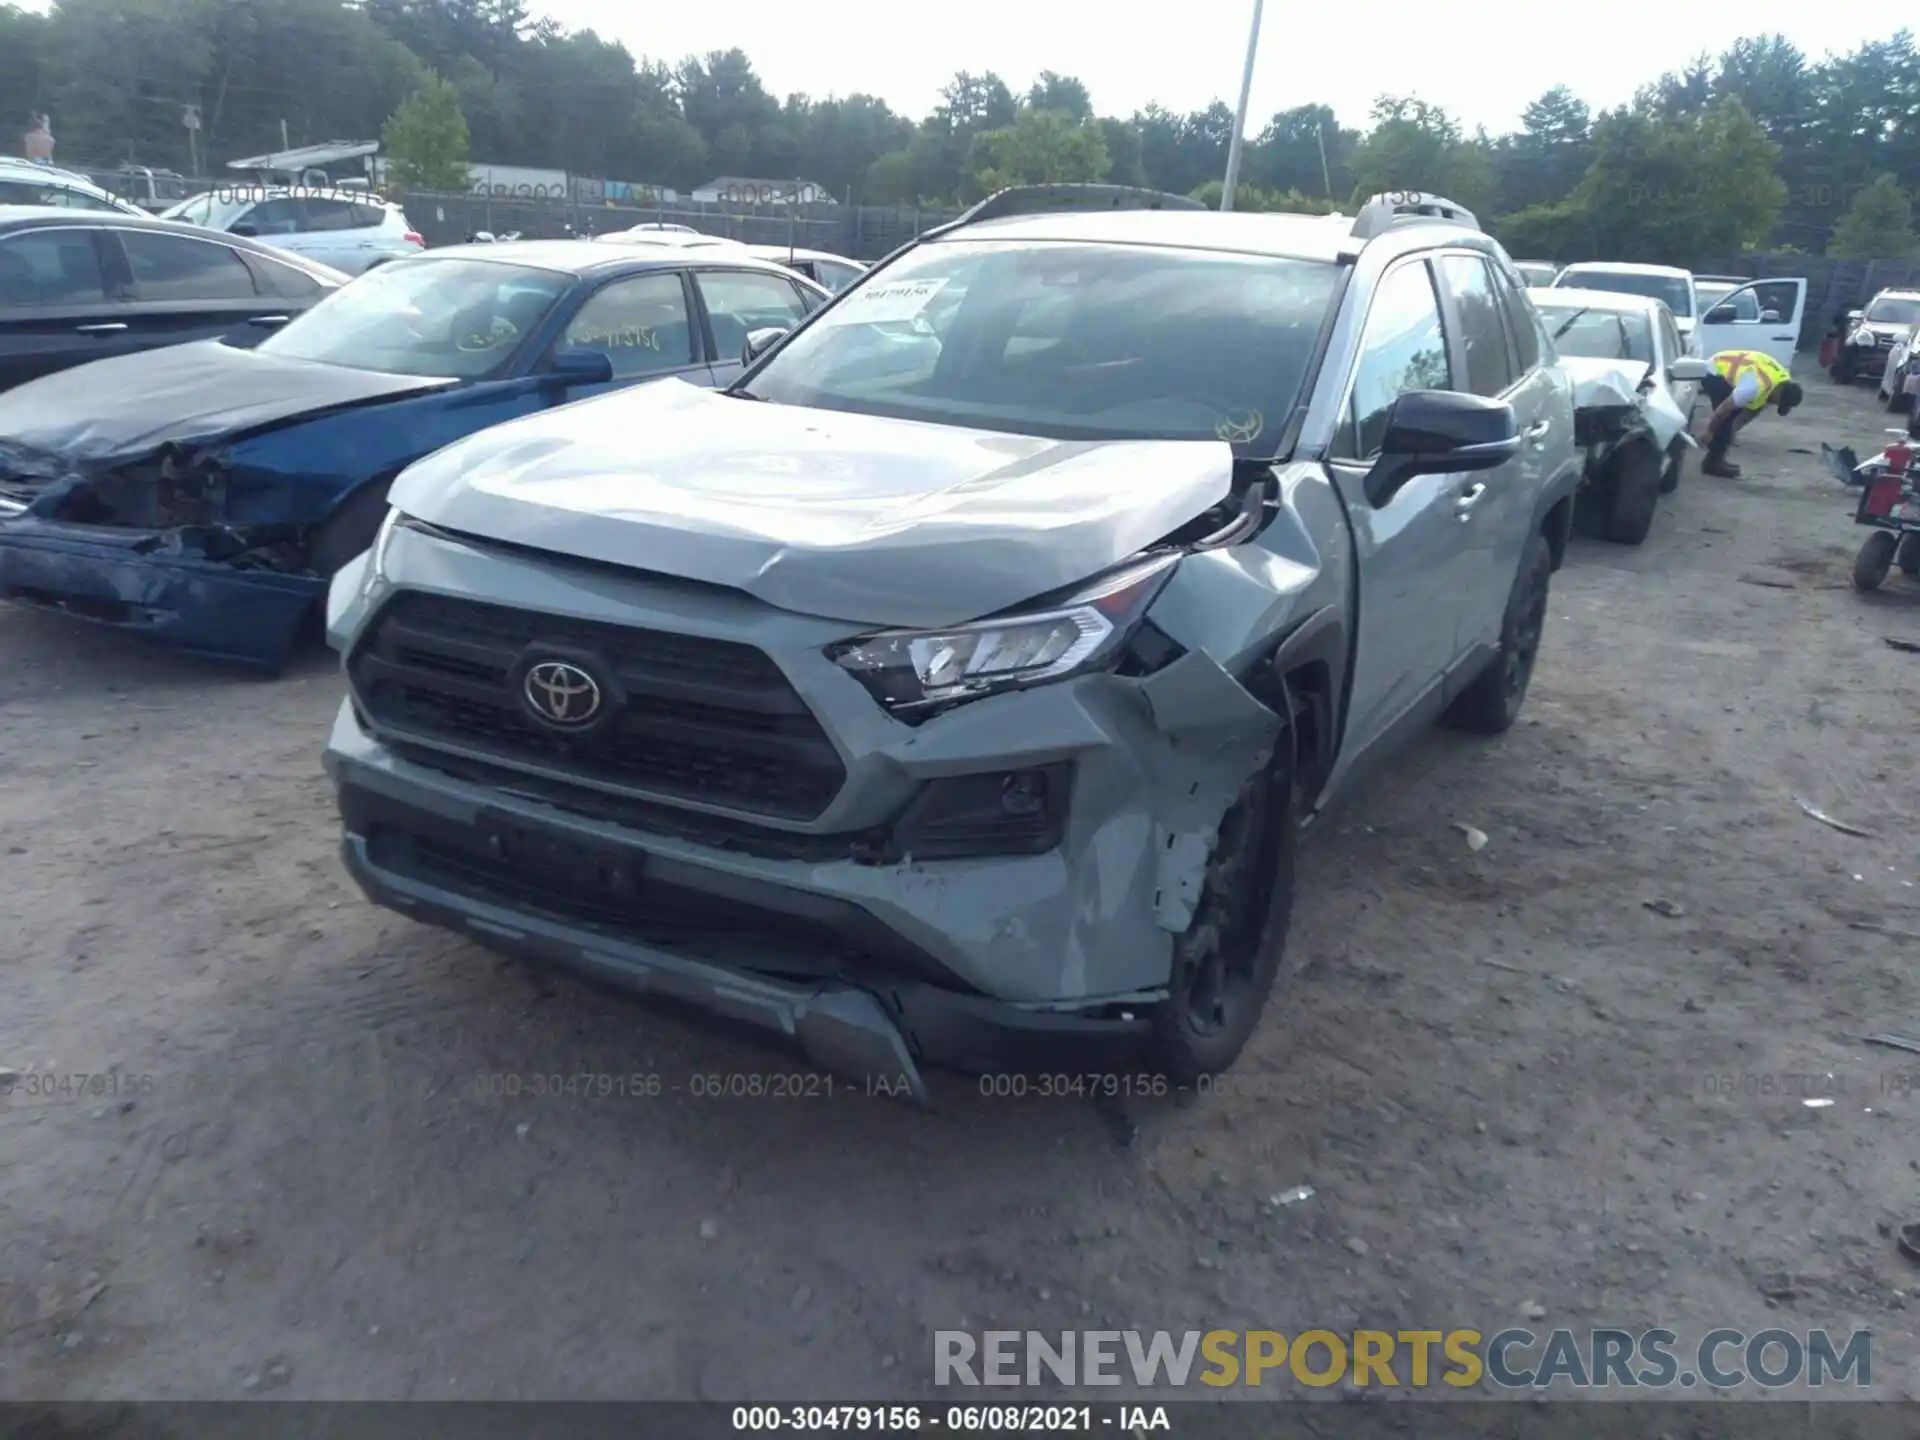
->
xmin=1535 ymin=305 xmax=1654 ymax=363
xmin=1558 ymin=269 xmax=1692 ymax=318
xmin=1864 ymin=295 xmax=1920 ymax=326
xmin=739 ymin=239 xmax=1342 ymax=455
xmin=255 ymin=257 xmax=568 ymax=378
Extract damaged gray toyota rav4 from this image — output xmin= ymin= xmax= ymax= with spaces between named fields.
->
xmin=323 ymin=186 xmax=1581 ymax=1101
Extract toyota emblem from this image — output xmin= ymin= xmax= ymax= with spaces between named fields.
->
xmin=523 ymin=660 xmax=603 ymax=727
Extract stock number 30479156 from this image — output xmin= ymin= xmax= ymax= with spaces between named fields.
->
xmin=731 ymin=1406 xmax=1103 ymax=1432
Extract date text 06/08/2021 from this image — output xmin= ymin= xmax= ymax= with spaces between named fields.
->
xmin=731 ymin=1406 xmax=1170 ymax=1433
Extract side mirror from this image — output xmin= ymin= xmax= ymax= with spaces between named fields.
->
xmin=542 ymin=346 xmax=615 ymax=387
xmin=1363 ymin=391 xmax=1520 ymax=509
xmin=743 ymin=326 xmax=789 ymax=365
xmin=1761 ymin=309 xmax=1781 ymax=323
xmin=1705 ymin=305 xmax=1737 ymax=323
xmin=229 ymin=222 xmax=259 ymax=238
xmin=1667 ymin=356 xmax=1709 ymax=382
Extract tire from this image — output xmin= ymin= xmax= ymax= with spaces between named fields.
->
xmin=1660 ymin=437 xmax=1686 ymax=494
xmin=1443 ymin=531 xmax=1553 ymax=736
xmin=1145 ymin=748 xmax=1298 ymax=1085
xmin=1853 ymin=531 xmax=1898 ymax=591
xmin=1897 ymin=534 xmax=1920 ymax=578
xmin=308 ymin=479 xmax=395 ymax=577
xmin=1601 ymin=440 xmax=1662 ymax=545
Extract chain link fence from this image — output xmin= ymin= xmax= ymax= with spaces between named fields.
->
xmin=392 ymin=190 xmax=963 ymax=262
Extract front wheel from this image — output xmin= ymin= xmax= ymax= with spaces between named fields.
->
xmin=1146 ymin=751 xmax=1297 ymax=1085
xmin=1443 ymin=532 xmax=1553 ymax=736
xmin=1660 ymin=437 xmax=1687 ymax=494
xmin=1601 ymin=441 xmax=1662 ymax=545
xmin=1854 ymin=531 xmax=1898 ymax=591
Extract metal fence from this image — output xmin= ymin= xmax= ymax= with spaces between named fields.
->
xmin=392 ymin=190 xmax=964 ymax=261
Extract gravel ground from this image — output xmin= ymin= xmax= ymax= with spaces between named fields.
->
xmin=1 ymin=372 xmax=1917 ymax=1404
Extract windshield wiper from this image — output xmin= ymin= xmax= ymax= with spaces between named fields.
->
xmin=1550 ymin=308 xmax=1589 ymax=340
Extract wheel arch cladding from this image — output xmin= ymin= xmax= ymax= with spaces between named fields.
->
xmin=1132 ymin=650 xmax=1285 ymax=935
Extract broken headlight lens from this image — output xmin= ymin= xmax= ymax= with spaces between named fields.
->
xmin=360 ymin=504 xmax=404 ymax=597
xmin=828 ymin=555 xmax=1179 ymax=716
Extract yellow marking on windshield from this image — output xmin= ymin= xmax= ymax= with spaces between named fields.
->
xmin=1216 ymin=410 xmax=1263 ymax=443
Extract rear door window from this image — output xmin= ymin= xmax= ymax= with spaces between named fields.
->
xmin=1486 ymin=261 xmax=1541 ymax=373
xmin=302 ymin=199 xmax=363 ymax=232
xmin=0 ymin=229 xmax=110 ymax=304
xmin=1437 ymin=254 xmax=1517 ymax=397
xmin=233 ymin=198 xmax=304 ymax=236
xmin=119 ymin=231 xmax=260 ymax=300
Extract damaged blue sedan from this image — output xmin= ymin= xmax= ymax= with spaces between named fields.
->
xmin=0 ymin=240 xmax=831 ymax=669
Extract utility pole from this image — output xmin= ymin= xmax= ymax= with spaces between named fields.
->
xmin=1316 ymin=117 xmax=1333 ymax=201
xmin=280 ymin=118 xmax=290 ymax=152
xmin=1219 ymin=0 xmax=1264 ymax=211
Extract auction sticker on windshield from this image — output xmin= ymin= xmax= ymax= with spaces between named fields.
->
xmin=821 ymin=278 xmax=948 ymax=325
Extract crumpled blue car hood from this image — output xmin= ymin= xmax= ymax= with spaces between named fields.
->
xmin=0 ymin=340 xmax=457 ymax=462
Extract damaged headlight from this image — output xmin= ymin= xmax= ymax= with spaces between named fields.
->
xmin=360 ymin=504 xmax=404 ymax=597
xmin=827 ymin=554 xmax=1179 ymax=717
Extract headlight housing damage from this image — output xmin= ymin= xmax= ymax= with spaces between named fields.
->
xmin=828 ymin=554 xmax=1179 ymax=717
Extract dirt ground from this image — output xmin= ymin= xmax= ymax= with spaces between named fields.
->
xmin=1 ymin=370 xmax=1917 ymax=1405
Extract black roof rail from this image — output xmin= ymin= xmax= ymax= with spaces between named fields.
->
xmin=1349 ymin=192 xmax=1479 ymax=241
xmin=946 ymin=183 xmax=1208 ymax=229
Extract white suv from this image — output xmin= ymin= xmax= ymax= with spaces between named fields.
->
xmin=0 ymin=158 xmax=145 ymax=215
xmin=159 ymin=186 xmax=425 ymax=274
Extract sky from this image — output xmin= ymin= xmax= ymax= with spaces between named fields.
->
xmin=11 ymin=0 xmax=1897 ymax=135
xmin=545 ymin=0 xmax=1891 ymax=135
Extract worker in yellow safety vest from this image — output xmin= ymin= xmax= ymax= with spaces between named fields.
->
xmin=1692 ymin=350 xmax=1803 ymax=478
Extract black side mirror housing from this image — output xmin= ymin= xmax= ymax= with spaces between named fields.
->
xmin=1364 ymin=391 xmax=1520 ymax=508
xmin=1705 ymin=305 xmax=1737 ymax=323
xmin=228 ymin=222 xmax=259 ymax=238
xmin=542 ymin=346 xmax=615 ymax=387
xmin=743 ymin=326 xmax=790 ymax=365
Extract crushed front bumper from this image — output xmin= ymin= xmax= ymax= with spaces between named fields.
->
xmin=0 ymin=517 xmax=320 ymax=669
xmin=327 ymin=708 xmax=1172 ymax=1100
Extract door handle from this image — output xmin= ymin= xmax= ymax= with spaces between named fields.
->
xmin=74 ymin=322 xmax=128 ymax=335
xmin=1454 ymin=481 xmax=1488 ymax=518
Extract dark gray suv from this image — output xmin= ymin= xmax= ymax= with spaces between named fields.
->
xmin=323 ymin=187 xmax=1581 ymax=1099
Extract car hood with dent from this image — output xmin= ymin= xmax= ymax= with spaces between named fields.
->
xmin=389 ymin=378 xmax=1237 ymax=628
xmin=1558 ymin=355 xmax=1693 ymax=451
xmin=0 ymin=341 xmax=458 ymax=465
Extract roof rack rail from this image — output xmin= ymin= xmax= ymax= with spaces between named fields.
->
xmin=948 ymin=183 xmax=1207 ymax=229
xmin=1348 ymin=192 xmax=1479 ymax=241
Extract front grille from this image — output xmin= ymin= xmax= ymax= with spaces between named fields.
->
xmin=351 ymin=591 xmax=847 ymax=821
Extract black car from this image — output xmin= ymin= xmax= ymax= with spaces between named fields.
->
xmin=0 ymin=206 xmax=348 ymax=391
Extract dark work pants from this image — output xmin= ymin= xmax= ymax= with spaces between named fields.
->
xmin=1699 ymin=374 xmax=1754 ymax=463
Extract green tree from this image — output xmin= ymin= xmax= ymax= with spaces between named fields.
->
xmin=1026 ymin=71 xmax=1092 ymax=122
xmin=1189 ymin=180 xmax=1334 ymax=213
xmin=1347 ymin=96 xmax=1495 ymax=214
xmin=382 ymin=74 xmax=472 ymax=190
xmin=1246 ymin=104 xmax=1352 ymax=203
xmin=969 ymin=107 xmax=1109 ymax=193
xmin=1829 ymin=174 xmax=1920 ymax=258
xmin=1530 ymin=94 xmax=1784 ymax=262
